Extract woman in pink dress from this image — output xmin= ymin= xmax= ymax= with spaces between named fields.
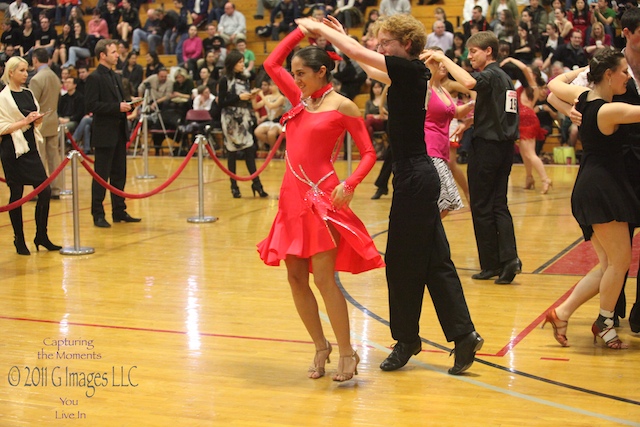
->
xmin=258 ymin=27 xmax=384 ymax=382
xmin=423 ymin=47 xmax=475 ymax=218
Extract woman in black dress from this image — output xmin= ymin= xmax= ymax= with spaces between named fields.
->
xmin=0 ymin=57 xmax=61 ymax=255
xmin=547 ymin=49 xmax=640 ymax=349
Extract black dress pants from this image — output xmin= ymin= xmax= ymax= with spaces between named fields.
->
xmin=227 ymin=145 xmax=262 ymax=189
xmin=386 ymin=154 xmax=475 ymax=343
xmin=374 ymin=146 xmax=392 ymax=191
xmin=91 ymin=139 xmax=127 ymax=218
xmin=467 ymin=137 xmax=518 ymax=271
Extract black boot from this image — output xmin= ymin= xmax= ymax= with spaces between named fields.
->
xmin=34 ymin=190 xmax=61 ymax=252
xmin=251 ymin=182 xmax=268 ymax=198
xmin=231 ymin=182 xmax=241 ymax=198
xmin=9 ymin=205 xmax=30 ymax=255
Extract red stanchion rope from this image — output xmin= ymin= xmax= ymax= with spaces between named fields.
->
xmin=0 ymin=158 xmax=71 ymax=212
xmin=66 ymin=131 xmax=95 ymax=164
xmin=126 ymin=119 xmax=143 ymax=150
xmin=205 ymin=132 xmax=285 ymax=181
xmin=79 ymin=142 xmax=198 ymax=199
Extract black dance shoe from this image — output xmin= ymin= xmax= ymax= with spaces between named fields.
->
xmin=231 ymin=187 xmax=241 ymax=198
xmin=471 ymin=268 xmax=502 ymax=280
xmin=371 ymin=188 xmax=388 ymax=200
xmin=448 ymin=331 xmax=484 ymax=375
xmin=495 ymin=258 xmax=522 ymax=284
xmin=34 ymin=236 xmax=62 ymax=251
xmin=93 ymin=216 xmax=111 ymax=228
xmin=379 ymin=339 xmax=422 ymax=371
xmin=14 ymin=239 xmax=30 ymax=256
xmin=251 ymin=183 xmax=268 ymax=198
xmin=113 ymin=212 xmax=141 ymax=223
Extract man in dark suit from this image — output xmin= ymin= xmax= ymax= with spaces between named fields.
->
xmin=85 ymin=38 xmax=141 ymax=228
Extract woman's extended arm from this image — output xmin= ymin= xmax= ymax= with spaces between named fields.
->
xmin=296 ymin=17 xmax=389 ymax=83
xmin=262 ymin=29 xmax=304 ymax=105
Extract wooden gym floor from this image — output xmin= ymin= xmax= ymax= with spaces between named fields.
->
xmin=0 ymin=155 xmax=638 ymax=426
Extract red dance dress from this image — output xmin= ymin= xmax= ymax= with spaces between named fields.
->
xmin=257 ymin=29 xmax=385 ymax=274
xmin=517 ymin=86 xmax=548 ymax=140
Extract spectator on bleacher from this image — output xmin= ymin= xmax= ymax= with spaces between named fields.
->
xmin=426 ymin=20 xmax=454 ymax=52
xmin=187 ymin=0 xmax=209 ymax=28
xmin=0 ymin=0 xmax=10 ymax=13
xmin=434 ymin=7 xmax=454 ymax=34
xmin=362 ymin=8 xmax=378 ymax=38
xmin=198 ymin=48 xmax=225 ymax=79
xmin=117 ymin=0 xmax=141 ymax=42
xmin=32 ymin=0 xmax=57 ymax=22
xmin=35 ymin=15 xmax=57 ymax=56
xmin=122 ymin=51 xmax=144 ymax=89
xmin=115 ymin=40 xmax=128 ymax=70
xmin=196 ymin=66 xmax=217 ymax=94
xmin=463 ymin=6 xmax=490 ymax=39
xmin=512 ymin=22 xmax=536 ymax=64
xmin=67 ymin=5 xmax=84 ymax=32
xmin=585 ymin=21 xmax=612 ymax=56
xmin=62 ymin=22 xmax=91 ymax=68
xmin=492 ymin=9 xmax=516 ymax=42
xmin=0 ymin=44 xmax=18 ymax=63
xmin=463 ymin=0 xmax=489 ymax=23
xmin=58 ymin=76 xmax=84 ymax=133
xmin=548 ymin=29 xmax=588 ymax=70
xmin=541 ymin=22 xmax=560 ymax=66
xmin=554 ymin=8 xmax=574 ymax=42
xmin=235 ymin=39 xmax=255 ymax=75
xmin=182 ymin=25 xmax=204 ymax=77
xmin=488 ymin=0 xmax=518 ymax=26
xmin=333 ymin=0 xmax=362 ymax=31
xmin=193 ymin=83 xmax=215 ymax=110
xmin=270 ymin=0 xmax=300 ymax=41
xmin=252 ymin=77 xmax=284 ymax=152
xmin=202 ymin=24 xmax=222 ymax=52
xmin=76 ymin=65 xmax=88 ymax=94
xmin=172 ymin=0 xmax=191 ymax=59
xmin=1 ymin=19 xmax=19 ymax=51
xmin=524 ymin=0 xmax=548 ymax=34
xmin=254 ymin=0 xmax=277 ymax=20
xmin=55 ymin=0 xmax=79 ymax=26
xmin=145 ymin=51 xmax=164 ymax=77
xmin=333 ymin=50 xmax=366 ymax=100
xmin=139 ymin=67 xmax=173 ymax=101
xmin=446 ymin=32 xmax=468 ymax=65
xmin=590 ymin=0 xmax=616 ymax=38
xmin=520 ymin=9 xmax=540 ymax=42
xmin=8 ymin=0 xmax=29 ymax=26
xmin=158 ymin=4 xmax=180 ymax=55
xmin=363 ymin=80 xmax=387 ymax=150
xmin=378 ymin=0 xmax=410 ymax=17
xmin=132 ymin=8 xmax=163 ymax=54
xmin=218 ymin=2 xmax=246 ymax=45
xmin=570 ymin=0 xmax=591 ymax=44
xmin=16 ymin=14 xmax=36 ymax=58
xmin=52 ymin=22 xmax=71 ymax=65
xmin=88 ymin=8 xmax=109 ymax=40
xmin=208 ymin=0 xmax=226 ymax=23
xmin=104 ymin=0 xmax=120 ymax=38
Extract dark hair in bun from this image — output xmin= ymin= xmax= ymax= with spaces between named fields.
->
xmin=293 ymin=46 xmax=335 ymax=83
xmin=587 ymin=49 xmax=625 ymax=84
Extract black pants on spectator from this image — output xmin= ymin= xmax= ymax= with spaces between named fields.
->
xmin=227 ymin=145 xmax=262 ymax=189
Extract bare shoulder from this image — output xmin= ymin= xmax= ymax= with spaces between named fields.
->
xmin=335 ymin=94 xmax=361 ymax=118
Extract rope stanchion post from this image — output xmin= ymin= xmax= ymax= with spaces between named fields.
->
xmin=60 ymin=151 xmax=95 ymax=256
xmin=136 ymin=107 xmax=157 ymax=180
xmin=58 ymin=124 xmax=72 ymax=196
xmin=187 ymin=135 xmax=217 ymax=224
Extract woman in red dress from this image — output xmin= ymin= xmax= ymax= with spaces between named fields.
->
xmin=258 ymin=27 xmax=384 ymax=382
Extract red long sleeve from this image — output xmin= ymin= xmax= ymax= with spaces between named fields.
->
xmin=263 ymin=28 xmax=305 ymax=107
xmin=342 ymin=114 xmax=376 ymax=190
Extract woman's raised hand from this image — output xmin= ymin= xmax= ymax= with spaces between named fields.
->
xmin=295 ymin=17 xmax=322 ymax=36
xmin=323 ymin=15 xmax=346 ymax=35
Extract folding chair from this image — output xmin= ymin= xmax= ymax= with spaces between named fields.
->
xmin=176 ymin=109 xmax=212 ymax=156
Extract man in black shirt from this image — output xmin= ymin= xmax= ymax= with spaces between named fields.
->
xmin=426 ymin=31 xmax=521 ymax=285
xmin=34 ymin=15 xmax=57 ymax=56
xmin=298 ymin=14 xmax=483 ymax=376
xmin=58 ymin=77 xmax=85 ymax=134
xmin=549 ymin=30 xmax=589 ymax=70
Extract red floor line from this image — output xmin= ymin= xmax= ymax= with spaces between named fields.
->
xmin=494 ymin=283 xmax=577 ymax=357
